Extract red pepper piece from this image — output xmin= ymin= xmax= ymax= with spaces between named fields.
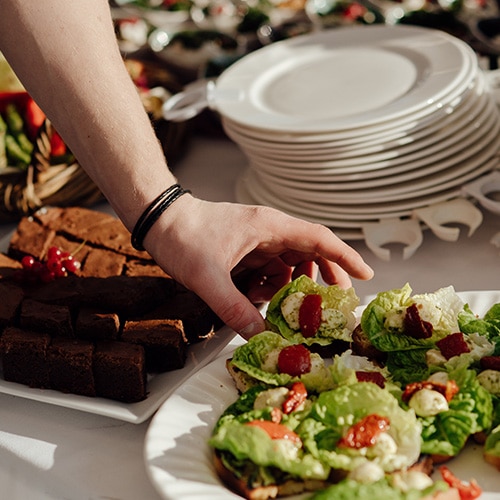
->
xmin=439 ymin=465 xmax=482 ymax=500
xmin=337 ymin=414 xmax=390 ymax=449
xmin=356 ymin=371 xmax=386 ymax=388
xmin=403 ymin=303 xmax=433 ymax=339
xmin=298 ymin=294 xmax=322 ymax=338
xmin=282 ymin=382 xmax=307 ymax=415
xmin=436 ymin=332 xmax=471 ymax=360
xmin=245 ymin=420 xmax=302 ymax=444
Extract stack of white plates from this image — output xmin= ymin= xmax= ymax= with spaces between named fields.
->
xmin=208 ymin=25 xmax=500 ymax=239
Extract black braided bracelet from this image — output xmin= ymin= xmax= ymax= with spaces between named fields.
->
xmin=131 ymin=183 xmax=191 ymax=251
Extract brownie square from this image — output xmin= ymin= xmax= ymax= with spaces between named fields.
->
xmin=0 ymin=252 xmax=22 ymax=281
xmin=80 ymin=248 xmax=126 ymax=278
xmin=47 ymin=338 xmax=96 ymax=397
xmin=20 ymin=299 xmax=74 ymax=337
xmin=121 ymin=319 xmax=187 ymax=372
xmin=144 ymin=290 xmax=220 ymax=343
xmin=0 ymin=282 xmax=24 ymax=330
xmin=1 ymin=326 xmax=50 ymax=388
xmin=124 ymin=260 xmax=170 ymax=278
xmin=8 ymin=216 xmax=55 ymax=261
xmin=93 ymin=341 xmax=146 ymax=403
xmin=75 ymin=308 xmax=120 ymax=340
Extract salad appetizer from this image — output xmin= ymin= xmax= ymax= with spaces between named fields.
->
xmin=265 ymin=275 xmax=359 ymax=347
xmin=209 ymin=279 xmax=500 ymax=499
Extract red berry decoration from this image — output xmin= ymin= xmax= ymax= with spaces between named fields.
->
xmin=298 ymin=294 xmax=323 ymax=338
xmin=16 ymin=246 xmax=81 ymax=284
xmin=277 ymin=344 xmax=312 ymax=377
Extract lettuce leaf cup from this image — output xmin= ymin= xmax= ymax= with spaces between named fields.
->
xmin=265 ymin=275 xmax=359 ymax=346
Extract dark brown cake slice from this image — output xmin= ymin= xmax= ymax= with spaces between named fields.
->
xmin=1 ymin=326 xmax=51 ymax=388
xmin=124 ymin=260 xmax=171 ymax=279
xmin=79 ymin=247 xmax=126 ymax=278
xmin=75 ymin=308 xmax=120 ymax=341
xmin=0 ymin=252 xmax=22 ymax=280
xmin=20 ymin=299 xmax=74 ymax=337
xmin=121 ymin=319 xmax=187 ymax=372
xmin=0 ymin=282 xmax=24 ymax=330
xmin=93 ymin=340 xmax=147 ymax=402
xmin=8 ymin=216 xmax=56 ymax=261
xmin=47 ymin=338 xmax=96 ymax=397
xmin=144 ymin=290 xmax=221 ymax=343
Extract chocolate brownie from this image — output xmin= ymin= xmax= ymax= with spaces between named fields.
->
xmin=75 ymin=308 xmax=120 ymax=341
xmin=93 ymin=341 xmax=146 ymax=402
xmin=144 ymin=290 xmax=220 ymax=343
xmin=1 ymin=326 xmax=51 ymax=388
xmin=47 ymin=338 xmax=96 ymax=396
xmin=0 ymin=282 xmax=24 ymax=330
xmin=121 ymin=319 xmax=187 ymax=372
xmin=124 ymin=260 xmax=171 ymax=278
xmin=0 ymin=252 xmax=22 ymax=280
xmin=79 ymin=247 xmax=126 ymax=278
xmin=20 ymin=299 xmax=74 ymax=337
xmin=7 ymin=216 xmax=55 ymax=261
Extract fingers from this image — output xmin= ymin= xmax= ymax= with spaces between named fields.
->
xmin=194 ymin=270 xmax=267 ymax=340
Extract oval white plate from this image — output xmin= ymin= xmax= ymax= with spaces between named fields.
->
xmin=213 ymin=25 xmax=476 ymax=133
xmin=144 ymin=291 xmax=500 ymax=500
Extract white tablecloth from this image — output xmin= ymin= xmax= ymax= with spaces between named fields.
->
xmin=0 ymin=135 xmax=498 ymax=499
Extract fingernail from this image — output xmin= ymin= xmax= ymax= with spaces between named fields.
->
xmin=239 ymin=321 xmax=263 ymax=339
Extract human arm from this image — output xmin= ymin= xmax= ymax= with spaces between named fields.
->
xmin=0 ymin=0 xmax=373 ymax=338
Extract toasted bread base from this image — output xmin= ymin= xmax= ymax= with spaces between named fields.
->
xmin=213 ymin=451 xmax=328 ymax=500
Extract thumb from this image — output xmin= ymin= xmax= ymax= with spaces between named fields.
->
xmin=195 ymin=274 xmax=266 ymax=340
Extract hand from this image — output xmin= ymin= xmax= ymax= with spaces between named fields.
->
xmin=143 ymin=194 xmax=374 ymax=339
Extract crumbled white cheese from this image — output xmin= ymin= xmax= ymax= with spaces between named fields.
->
xmin=392 ymin=470 xmax=434 ymax=492
xmin=426 ymin=349 xmax=447 ymax=366
xmin=366 ymin=432 xmax=398 ymax=459
xmin=318 ymin=308 xmax=345 ymax=333
xmin=408 ymin=388 xmax=449 ymax=417
xmin=281 ymin=292 xmax=305 ymax=330
xmin=477 ymin=370 xmax=500 ymax=396
xmin=348 ymin=461 xmax=385 ymax=483
xmin=253 ymin=387 xmax=290 ymax=411
xmin=427 ymin=371 xmax=449 ymax=385
xmin=261 ymin=348 xmax=281 ymax=374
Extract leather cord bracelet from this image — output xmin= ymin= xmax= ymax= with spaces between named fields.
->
xmin=131 ymin=183 xmax=191 ymax=251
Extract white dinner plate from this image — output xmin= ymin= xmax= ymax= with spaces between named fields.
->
xmin=225 ymin=85 xmax=488 ymax=163
xmin=213 ymin=25 xmax=476 ymax=133
xmin=0 ymin=232 xmax=236 ymax=424
xmin=242 ymin=97 xmax=498 ymax=174
xmin=144 ymin=290 xmax=500 ymax=500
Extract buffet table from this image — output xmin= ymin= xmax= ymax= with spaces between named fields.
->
xmin=0 ymin=135 xmax=498 ymax=499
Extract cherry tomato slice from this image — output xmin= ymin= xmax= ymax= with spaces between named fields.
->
xmin=282 ymin=382 xmax=308 ymax=415
xmin=439 ymin=466 xmax=482 ymax=500
xmin=245 ymin=420 xmax=302 ymax=444
xmin=299 ymin=294 xmax=322 ymax=338
xmin=277 ymin=344 xmax=311 ymax=377
xmin=337 ymin=414 xmax=390 ymax=449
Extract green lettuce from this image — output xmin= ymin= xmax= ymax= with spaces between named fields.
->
xmin=485 ymin=424 xmax=500 ymax=459
xmin=310 ymin=477 xmax=450 ymax=500
xmin=416 ymin=365 xmax=493 ymax=457
xmin=300 ymin=383 xmax=421 ymax=472
xmin=265 ymin=275 xmax=359 ymax=345
xmin=210 ymin=385 xmax=329 ymax=483
xmin=360 ymin=284 xmax=466 ymax=352
xmin=229 ymin=331 xmax=336 ymax=392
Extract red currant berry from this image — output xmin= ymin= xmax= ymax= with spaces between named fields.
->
xmin=47 ymin=246 xmax=62 ymax=261
xmin=21 ymin=255 xmax=36 ymax=270
xmin=63 ymin=258 xmax=80 ymax=273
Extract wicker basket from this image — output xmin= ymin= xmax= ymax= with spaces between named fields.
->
xmin=0 ymin=119 xmax=104 ymax=224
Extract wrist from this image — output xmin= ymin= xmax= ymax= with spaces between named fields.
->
xmin=131 ymin=183 xmax=191 ymax=251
